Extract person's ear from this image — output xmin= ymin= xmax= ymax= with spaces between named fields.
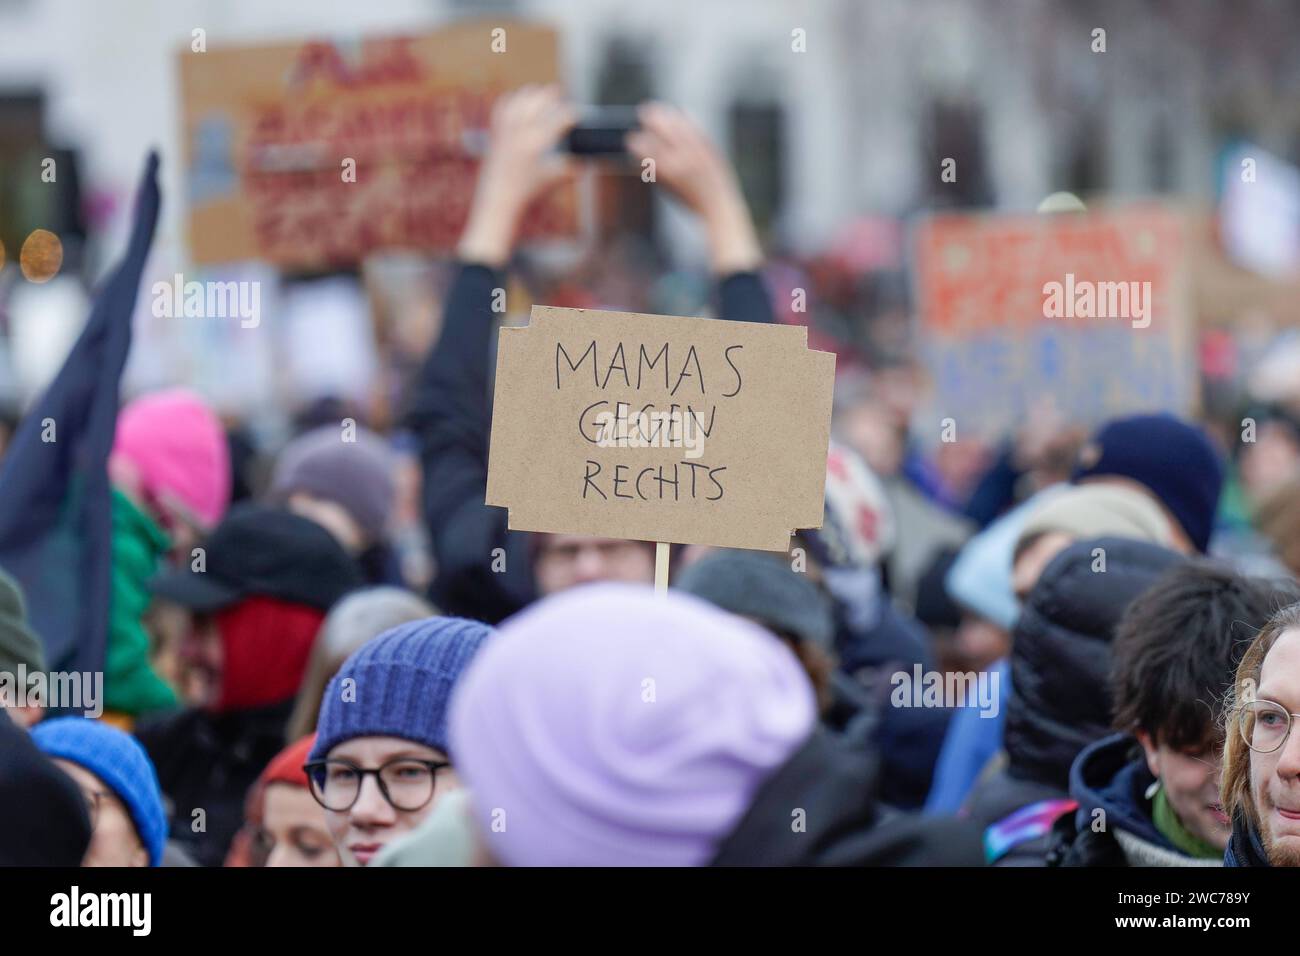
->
xmin=1136 ymin=730 xmax=1161 ymax=779
xmin=12 ymin=704 xmax=43 ymax=729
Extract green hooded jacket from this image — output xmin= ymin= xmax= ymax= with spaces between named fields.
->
xmin=106 ymin=488 xmax=178 ymax=714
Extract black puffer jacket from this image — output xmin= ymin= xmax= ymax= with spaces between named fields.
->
xmin=965 ymin=536 xmax=1184 ymax=863
xmin=1004 ymin=536 xmax=1184 ymax=789
xmin=712 ymin=720 xmax=984 ymax=866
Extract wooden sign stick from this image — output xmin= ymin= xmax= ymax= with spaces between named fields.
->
xmin=655 ymin=542 xmax=670 ymax=595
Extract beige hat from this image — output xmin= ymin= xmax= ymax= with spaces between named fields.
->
xmin=1016 ymin=482 xmax=1174 ymax=555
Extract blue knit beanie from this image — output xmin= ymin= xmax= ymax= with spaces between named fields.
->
xmin=310 ymin=616 xmax=493 ymax=761
xmin=1071 ymin=413 xmax=1224 ymax=553
xmin=31 ymin=717 xmax=167 ymax=867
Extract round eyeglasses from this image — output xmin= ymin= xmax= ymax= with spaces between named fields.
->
xmin=1238 ymin=699 xmax=1300 ymax=754
xmin=303 ymin=757 xmax=449 ymax=812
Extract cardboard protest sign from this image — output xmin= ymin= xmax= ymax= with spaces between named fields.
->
xmin=487 ymin=306 xmax=836 ymax=552
xmin=913 ymin=205 xmax=1196 ymax=440
xmin=178 ymin=21 xmax=576 ymax=269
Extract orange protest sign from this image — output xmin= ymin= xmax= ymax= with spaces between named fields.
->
xmin=178 ymin=21 xmax=576 ymax=269
xmin=913 ymin=204 xmax=1196 ymax=439
xmin=486 ymin=305 xmax=836 ymax=552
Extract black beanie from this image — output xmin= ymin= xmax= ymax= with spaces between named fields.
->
xmin=0 ymin=712 xmax=92 ymax=865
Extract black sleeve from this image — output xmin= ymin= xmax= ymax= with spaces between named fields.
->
xmin=961 ymin=442 xmax=1023 ymax=529
xmin=405 ymin=263 xmax=536 ymax=623
xmin=716 ymin=271 xmax=775 ymax=324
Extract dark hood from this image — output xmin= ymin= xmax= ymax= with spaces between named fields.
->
xmin=711 ymin=725 xmax=983 ymax=866
xmin=0 ymin=710 xmax=91 ymax=865
xmin=1224 ymin=811 xmax=1270 ymax=867
xmin=1006 ymin=536 xmax=1184 ymax=788
xmin=1068 ymin=733 xmax=1171 ymax=850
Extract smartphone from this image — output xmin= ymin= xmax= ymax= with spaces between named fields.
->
xmin=563 ymin=107 xmax=639 ymax=156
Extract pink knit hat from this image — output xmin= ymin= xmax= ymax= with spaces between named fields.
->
xmin=113 ymin=388 xmax=231 ymax=529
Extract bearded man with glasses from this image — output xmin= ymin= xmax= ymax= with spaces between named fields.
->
xmin=1223 ymin=602 xmax=1300 ymax=867
xmin=1050 ymin=563 xmax=1299 ymax=867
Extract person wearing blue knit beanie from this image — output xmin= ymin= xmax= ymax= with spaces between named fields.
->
xmin=305 ymin=616 xmax=492 ymax=866
xmin=31 ymin=717 xmax=167 ymax=867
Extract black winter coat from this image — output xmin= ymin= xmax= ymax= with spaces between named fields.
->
xmin=1224 ymin=812 xmax=1270 ymax=867
xmin=711 ymin=721 xmax=984 ymax=866
xmin=1004 ymin=536 xmax=1184 ymax=790
xmin=135 ymin=699 xmax=293 ymax=868
xmin=964 ymin=536 xmax=1184 ymax=864
xmin=405 ymin=263 xmax=776 ymax=624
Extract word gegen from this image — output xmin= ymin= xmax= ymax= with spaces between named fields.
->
xmin=578 ymin=400 xmax=712 ymax=459
xmin=556 ymin=338 xmax=744 ymax=504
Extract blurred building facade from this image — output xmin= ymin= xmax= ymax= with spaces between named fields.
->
xmin=1 ymin=0 xmax=1298 ymax=268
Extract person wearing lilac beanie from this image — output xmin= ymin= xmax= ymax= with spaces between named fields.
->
xmin=447 ymin=583 xmax=818 ymax=867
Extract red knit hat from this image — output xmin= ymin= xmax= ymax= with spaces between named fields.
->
xmin=224 ymin=734 xmax=317 ymax=867
xmin=262 ymin=733 xmax=316 ymax=790
xmin=214 ymin=596 xmax=325 ymax=712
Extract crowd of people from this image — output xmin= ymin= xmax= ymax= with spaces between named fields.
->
xmin=3 ymin=86 xmax=1300 ymax=870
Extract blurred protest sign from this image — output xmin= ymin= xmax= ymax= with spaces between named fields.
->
xmin=913 ymin=205 xmax=1196 ymax=441
xmin=178 ymin=21 xmax=576 ymax=269
xmin=486 ymin=306 xmax=835 ymax=552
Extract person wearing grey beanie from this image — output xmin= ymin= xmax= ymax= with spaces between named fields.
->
xmin=269 ymin=424 xmax=397 ymax=573
xmin=675 ymin=550 xmax=835 ymax=648
xmin=675 ymin=550 xmax=844 ymax=716
xmin=305 ymin=616 xmax=492 ymax=866
xmin=0 ymin=568 xmax=46 ymax=728
xmin=284 ymin=586 xmax=437 ymax=744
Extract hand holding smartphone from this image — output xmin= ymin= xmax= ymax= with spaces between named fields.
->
xmin=562 ymin=106 xmax=640 ymax=156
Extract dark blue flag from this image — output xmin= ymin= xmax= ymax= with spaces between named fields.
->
xmin=0 ymin=152 xmax=161 ymax=675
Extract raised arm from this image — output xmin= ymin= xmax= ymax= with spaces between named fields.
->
xmin=628 ymin=103 xmax=773 ymax=324
xmin=406 ymin=87 xmax=576 ymax=622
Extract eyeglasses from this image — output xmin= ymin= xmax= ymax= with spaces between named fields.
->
xmin=1238 ymin=700 xmax=1300 ymax=754
xmin=303 ymin=758 xmax=450 ymax=812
